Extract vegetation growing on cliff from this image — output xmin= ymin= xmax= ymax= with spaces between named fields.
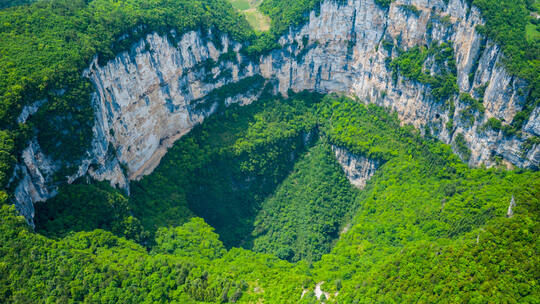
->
xmin=390 ymin=42 xmax=459 ymax=102
xmin=130 ymin=95 xmax=319 ymax=247
xmin=1 ymin=0 xmax=539 ymax=302
xmin=1 ymin=0 xmax=538 ymax=196
xmin=8 ymin=94 xmax=538 ymax=303
xmin=470 ymin=0 xmax=540 ymax=127
xmin=0 ymin=0 xmax=254 ymax=193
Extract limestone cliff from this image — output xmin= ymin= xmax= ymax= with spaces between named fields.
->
xmin=13 ymin=29 xmax=261 ymax=224
xmin=262 ymin=0 xmax=538 ymax=168
xmin=332 ymin=145 xmax=380 ymax=189
xmin=12 ymin=0 xmax=540 ymax=223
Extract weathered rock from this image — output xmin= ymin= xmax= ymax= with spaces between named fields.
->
xmin=12 ymin=140 xmax=58 ymax=225
xmin=12 ymin=0 xmax=540 ymax=224
xmin=264 ymin=0 xmax=537 ymax=169
xmin=17 ymin=99 xmax=47 ymax=124
xmin=507 ymin=195 xmax=516 ymax=218
xmin=84 ymin=31 xmax=259 ymax=181
xmin=332 ymin=145 xmax=380 ymax=189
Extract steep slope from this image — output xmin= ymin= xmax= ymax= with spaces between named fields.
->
xmin=0 ymin=0 xmax=35 ymax=9
xmin=3 ymin=95 xmax=539 ymax=303
xmin=251 ymin=141 xmax=359 ymax=262
xmin=10 ymin=0 xmax=540 ymax=224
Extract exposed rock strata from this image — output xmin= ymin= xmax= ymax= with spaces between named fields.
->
xmin=262 ymin=0 xmax=538 ymax=168
xmin=12 ymin=140 xmax=57 ymax=224
xmin=13 ymin=30 xmax=261 ymax=223
xmin=332 ymin=145 xmax=380 ymax=189
xmin=13 ymin=0 xmax=540 ymax=223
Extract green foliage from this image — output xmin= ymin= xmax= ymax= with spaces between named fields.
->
xmin=338 ymin=214 xmax=539 ymax=303
xmin=0 ymin=0 xmax=35 ymax=9
xmin=460 ymin=92 xmax=485 ymax=113
xmin=258 ymin=0 xmax=321 ymax=38
xmin=454 ymin=132 xmax=472 ymax=162
xmin=310 ymin=99 xmax=540 ymax=303
xmin=470 ymin=0 xmax=539 ymax=124
xmin=0 ymin=204 xmax=269 ymax=303
xmin=390 ymin=42 xmax=459 ymax=101
xmin=1 ymin=0 xmax=539 ymax=300
xmin=130 ymin=95 xmax=320 ymax=246
xmin=458 ymin=93 xmax=485 ymax=128
xmin=34 ymin=182 xmax=148 ymax=243
xmin=2 ymin=95 xmax=540 ymax=303
xmin=33 ymin=79 xmax=95 ymax=162
xmin=522 ymin=135 xmax=540 ymax=154
xmin=2 ymin=0 xmax=537 ymax=192
xmin=374 ymin=0 xmax=393 ymax=8
xmin=0 ymin=130 xmax=15 ymax=187
xmin=153 ymin=217 xmax=226 ymax=260
xmin=0 ymin=0 xmax=254 ymax=183
xmin=398 ymin=4 xmax=420 ymax=16
xmin=318 ymin=95 xmax=409 ymax=161
xmin=251 ymin=142 xmax=358 ymax=262
xmin=479 ymin=117 xmax=502 ymax=133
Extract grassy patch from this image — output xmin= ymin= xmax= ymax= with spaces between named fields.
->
xmin=526 ymin=22 xmax=540 ymax=42
xmin=229 ymin=0 xmax=251 ymax=10
xmin=244 ymin=8 xmax=271 ymax=32
xmin=228 ymin=0 xmax=270 ymax=32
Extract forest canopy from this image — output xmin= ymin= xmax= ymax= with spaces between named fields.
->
xmin=3 ymin=94 xmax=537 ymax=303
xmin=0 ymin=0 xmax=539 ymax=302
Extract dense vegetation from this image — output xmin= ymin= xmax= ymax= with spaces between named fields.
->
xmin=251 ymin=142 xmax=358 ymax=262
xmin=0 ymin=0 xmax=254 ymax=190
xmin=1 ymin=0 xmax=537 ymax=194
xmin=34 ymin=182 xmax=148 ymax=243
xmin=1 ymin=0 xmax=539 ymax=302
xmin=258 ymin=0 xmax=540 ymax=125
xmin=0 ymin=0 xmax=35 ymax=9
xmin=469 ymin=0 xmax=540 ymax=130
xmin=130 ymin=94 xmax=319 ymax=247
xmin=390 ymin=42 xmax=458 ymax=102
xmin=6 ymin=94 xmax=538 ymax=302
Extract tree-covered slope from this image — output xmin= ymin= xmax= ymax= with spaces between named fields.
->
xmin=5 ymin=94 xmax=538 ymax=303
xmin=0 ymin=0 xmax=35 ymax=9
xmin=251 ymin=141 xmax=359 ymax=262
xmin=0 ymin=0 xmax=254 ymax=189
xmin=129 ymin=95 xmax=319 ymax=246
xmin=1 ymin=0 xmax=539 ymax=302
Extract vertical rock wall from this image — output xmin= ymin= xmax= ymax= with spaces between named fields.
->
xmin=12 ymin=0 xmax=540 ymax=223
xmin=332 ymin=145 xmax=380 ymax=189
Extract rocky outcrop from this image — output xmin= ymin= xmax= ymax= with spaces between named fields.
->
xmin=12 ymin=0 xmax=540 ymax=223
xmin=12 ymin=140 xmax=58 ymax=225
xmin=262 ymin=0 xmax=538 ymax=168
xmin=332 ymin=145 xmax=380 ymax=189
xmin=525 ymin=107 xmax=540 ymax=136
xmin=12 ymin=30 xmax=261 ymax=224
xmin=84 ymin=31 xmax=259 ymax=182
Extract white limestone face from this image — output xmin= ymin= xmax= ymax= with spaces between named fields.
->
xmin=13 ymin=0 xmax=540 ymax=223
xmin=332 ymin=145 xmax=380 ymax=189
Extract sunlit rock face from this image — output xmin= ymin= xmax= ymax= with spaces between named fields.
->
xmin=13 ymin=0 xmax=539 ymax=223
xmin=85 ymin=31 xmax=259 ymax=181
xmin=12 ymin=30 xmax=261 ymax=224
xmin=332 ymin=145 xmax=380 ymax=189
xmin=263 ymin=0 xmax=538 ymax=169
